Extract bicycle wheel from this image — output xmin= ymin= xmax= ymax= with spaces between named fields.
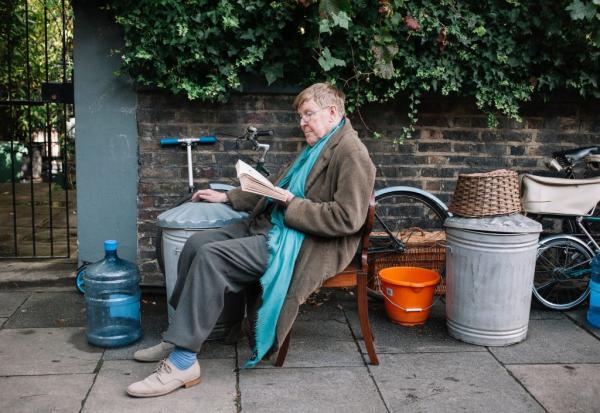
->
xmin=368 ymin=188 xmax=450 ymax=299
xmin=533 ymin=235 xmax=593 ymax=310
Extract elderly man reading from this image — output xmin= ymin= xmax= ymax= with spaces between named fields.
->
xmin=127 ymin=82 xmax=376 ymax=397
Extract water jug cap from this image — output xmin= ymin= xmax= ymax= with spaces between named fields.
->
xmin=104 ymin=240 xmax=118 ymax=251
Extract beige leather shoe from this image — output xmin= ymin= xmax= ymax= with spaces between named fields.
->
xmin=126 ymin=359 xmax=201 ymax=398
xmin=133 ymin=341 xmax=174 ymax=362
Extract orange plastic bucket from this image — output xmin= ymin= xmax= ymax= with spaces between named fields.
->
xmin=378 ymin=266 xmax=440 ymax=326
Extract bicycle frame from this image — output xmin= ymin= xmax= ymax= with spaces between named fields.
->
xmin=577 ymin=216 xmax=600 ymax=252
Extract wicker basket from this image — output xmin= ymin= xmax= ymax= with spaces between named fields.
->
xmin=449 ymin=169 xmax=522 ymax=217
xmin=368 ymin=228 xmax=446 ymax=296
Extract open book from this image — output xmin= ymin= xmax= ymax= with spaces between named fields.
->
xmin=235 ymin=159 xmax=288 ymax=202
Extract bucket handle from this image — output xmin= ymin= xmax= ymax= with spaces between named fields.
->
xmin=382 ymin=291 xmax=439 ymax=312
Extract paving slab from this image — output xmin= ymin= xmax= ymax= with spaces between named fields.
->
xmin=0 ymin=262 xmax=29 ymax=286
xmin=3 ymin=291 xmax=86 ymax=328
xmin=371 ymin=352 xmax=544 ymax=413
xmin=102 ymin=306 xmax=169 ymax=361
xmin=346 ymin=299 xmax=484 ymax=355
xmin=508 ymin=364 xmax=600 ymax=413
xmin=0 ymin=327 xmax=103 ymax=375
xmin=0 ymin=373 xmax=95 ymax=413
xmin=297 ymin=294 xmax=347 ymax=322
xmin=0 ymin=318 xmax=6 ymax=327
xmin=529 ymin=308 xmax=567 ymax=320
xmin=564 ymin=306 xmax=600 ymax=340
xmin=237 ymin=319 xmax=363 ymax=368
xmin=0 ymin=291 xmax=30 ymax=317
xmin=240 ymin=366 xmax=386 ymax=412
xmin=488 ymin=318 xmax=600 ymax=364
xmin=83 ymin=359 xmax=237 ymax=413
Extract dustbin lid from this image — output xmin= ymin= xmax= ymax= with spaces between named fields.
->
xmin=157 ymin=202 xmax=248 ymax=229
xmin=444 ymin=213 xmax=542 ymax=234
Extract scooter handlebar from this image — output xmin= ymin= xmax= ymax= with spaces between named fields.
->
xmin=160 ymin=136 xmax=217 ymax=146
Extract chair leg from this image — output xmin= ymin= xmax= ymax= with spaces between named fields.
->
xmin=274 ymin=331 xmax=291 ymax=367
xmin=356 ymin=271 xmax=379 ymax=365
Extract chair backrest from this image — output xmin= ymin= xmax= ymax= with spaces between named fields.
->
xmin=358 ymin=193 xmax=376 ymax=272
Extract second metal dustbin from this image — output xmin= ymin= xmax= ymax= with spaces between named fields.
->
xmin=158 ymin=201 xmax=248 ymax=340
xmin=444 ymin=214 xmax=542 ymax=346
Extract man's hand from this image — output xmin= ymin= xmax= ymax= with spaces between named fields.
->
xmin=275 ymin=189 xmax=295 ymax=207
xmin=191 ymin=189 xmax=228 ymax=203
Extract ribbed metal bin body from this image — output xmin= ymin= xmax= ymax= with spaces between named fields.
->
xmin=444 ymin=215 xmax=542 ymax=346
xmin=158 ymin=202 xmax=248 ymax=340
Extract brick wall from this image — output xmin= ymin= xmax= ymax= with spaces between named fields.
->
xmin=137 ymin=90 xmax=600 ymax=285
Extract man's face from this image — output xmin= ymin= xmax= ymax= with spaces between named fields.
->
xmin=297 ymin=99 xmax=336 ymax=146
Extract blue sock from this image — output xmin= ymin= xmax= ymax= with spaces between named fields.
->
xmin=168 ymin=346 xmax=197 ymax=370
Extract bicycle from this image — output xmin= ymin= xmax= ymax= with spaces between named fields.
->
xmin=522 ymin=172 xmax=600 ymax=310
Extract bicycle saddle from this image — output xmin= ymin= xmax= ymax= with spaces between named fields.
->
xmin=552 ymin=146 xmax=600 ymax=164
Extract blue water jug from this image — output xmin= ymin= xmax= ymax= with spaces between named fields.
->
xmin=587 ymin=255 xmax=600 ymax=328
xmin=84 ymin=240 xmax=142 ymax=347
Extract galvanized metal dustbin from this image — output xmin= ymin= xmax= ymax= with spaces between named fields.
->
xmin=158 ymin=201 xmax=248 ymax=340
xmin=444 ymin=214 xmax=542 ymax=346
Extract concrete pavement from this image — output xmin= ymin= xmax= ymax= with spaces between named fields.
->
xmin=0 ymin=287 xmax=599 ymax=413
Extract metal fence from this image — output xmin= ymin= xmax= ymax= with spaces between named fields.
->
xmin=0 ymin=0 xmax=75 ymax=258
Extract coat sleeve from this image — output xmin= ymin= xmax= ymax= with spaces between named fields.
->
xmin=283 ymin=142 xmax=375 ymax=237
xmin=226 ymin=187 xmax=262 ymax=212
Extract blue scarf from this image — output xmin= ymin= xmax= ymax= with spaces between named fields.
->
xmin=244 ymin=118 xmax=346 ymax=368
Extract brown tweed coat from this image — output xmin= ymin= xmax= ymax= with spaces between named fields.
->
xmin=226 ymin=118 xmax=376 ymax=357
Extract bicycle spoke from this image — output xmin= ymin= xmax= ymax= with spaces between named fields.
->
xmin=535 ymin=277 xmax=558 ymax=291
xmin=537 ymin=250 xmax=561 ymax=271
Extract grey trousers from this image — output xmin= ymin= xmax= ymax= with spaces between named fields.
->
xmin=162 ymin=220 xmax=269 ymax=352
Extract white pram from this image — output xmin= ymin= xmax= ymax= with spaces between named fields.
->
xmin=521 ymin=174 xmax=600 ymax=216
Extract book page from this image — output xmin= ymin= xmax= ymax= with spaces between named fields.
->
xmin=235 ymin=159 xmax=274 ymax=188
xmin=235 ymin=159 xmax=288 ymax=202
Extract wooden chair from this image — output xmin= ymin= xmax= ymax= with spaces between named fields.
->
xmin=275 ymin=194 xmax=379 ymax=366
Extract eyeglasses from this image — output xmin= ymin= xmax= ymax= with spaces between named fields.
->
xmin=297 ymin=106 xmax=331 ymax=123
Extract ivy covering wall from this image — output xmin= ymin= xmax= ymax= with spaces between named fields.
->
xmin=110 ymin=0 xmax=600 ymax=141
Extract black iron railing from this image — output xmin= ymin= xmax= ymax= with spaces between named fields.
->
xmin=0 ymin=0 xmax=74 ymax=258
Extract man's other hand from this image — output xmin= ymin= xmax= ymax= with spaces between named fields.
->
xmin=191 ymin=189 xmax=228 ymax=203
xmin=274 ymin=189 xmax=295 ymax=207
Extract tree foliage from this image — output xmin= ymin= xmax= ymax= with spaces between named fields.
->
xmin=110 ymin=0 xmax=600 ymax=141
xmin=0 ymin=0 xmax=73 ymax=139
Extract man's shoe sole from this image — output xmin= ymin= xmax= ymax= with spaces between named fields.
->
xmin=126 ymin=377 xmax=202 ymax=398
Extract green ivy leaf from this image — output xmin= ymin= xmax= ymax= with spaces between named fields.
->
xmin=319 ymin=0 xmax=352 ymax=19
xmin=472 ymin=26 xmax=486 ymax=37
xmin=331 ymin=11 xmax=350 ymax=30
xmin=319 ymin=19 xmax=333 ymax=34
xmin=371 ymin=43 xmax=398 ymax=80
xmin=134 ymin=49 xmax=152 ymax=59
xmin=262 ymin=63 xmax=284 ymax=85
xmin=318 ymin=47 xmax=346 ymax=71
xmin=566 ymin=0 xmax=597 ymax=20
